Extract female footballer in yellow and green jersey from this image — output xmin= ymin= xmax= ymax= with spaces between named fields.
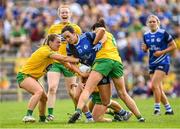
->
xmin=17 ymin=34 xmax=79 ymax=123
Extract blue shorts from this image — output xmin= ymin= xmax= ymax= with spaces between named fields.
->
xmin=149 ymin=64 xmax=169 ymax=75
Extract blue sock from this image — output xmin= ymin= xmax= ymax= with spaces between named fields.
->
xmin=154 ymin=103 xmax=160 ymax=111
xmin=164 ymin=104 xmax=172 ymax=112
xmin=118 ymin=109 xmax=126 ymax=116
xmin=84 ymin=111 xmax=93 ymax=119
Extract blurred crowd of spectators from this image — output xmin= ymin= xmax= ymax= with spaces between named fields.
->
xmin=0 ymin=0 xmax=180 ymax=97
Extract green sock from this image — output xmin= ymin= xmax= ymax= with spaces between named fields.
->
xmin=26 ymin=109 xmax=33 ymax=116
xmin=136 ymin=115 xmax=142 ymax=119
xmin=39 ymin=115 xmax=46 ymax=122
xmin=48 ymin=108 xmax=53 ymax=115
xmin=76 ymin=108 xmax=82 ymax=114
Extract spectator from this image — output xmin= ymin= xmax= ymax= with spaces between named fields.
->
xmin=132 ymin=75 xmax=148 ymax=98
xmin=9 ymin=21 xmax=27 ymax=53
xmin=0 ymin=69 xmax=10 ymax=90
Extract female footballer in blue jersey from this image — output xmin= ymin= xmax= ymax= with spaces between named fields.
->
xmin=61 ymin=25 xmax=133 ymax=122
xmin=142 ymin=15 xmax=177 ymax=115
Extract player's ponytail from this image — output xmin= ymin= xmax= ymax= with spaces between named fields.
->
xmin=98 ymin=18 xmax=106 ymax=28
xmin=91 ymin=18 xmax=106 ymax=31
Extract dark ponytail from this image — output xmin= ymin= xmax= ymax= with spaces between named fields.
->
xmin=91 ymin=18 xmax=106 ymax=31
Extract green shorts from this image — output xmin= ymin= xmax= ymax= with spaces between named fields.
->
xmin=92 ymin=59 xmax=124 ymax=78
xmin=91 ymin=92 xmax=102 ymax=104
xmin=17 ymin=72 xmax=44 ymax=88
xmin=16 ymin=72 xmax=31 ymax=85
xmin=49 ymin=62 xmax=75 ymax=77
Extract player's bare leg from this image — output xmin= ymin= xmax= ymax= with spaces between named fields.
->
xmin=112 ymin=76 xmax=145 ymax=122
xmin=92 ymin=104 xmax=111 ymax=122
xmin=151 ymin=70 xmax=173 ymax=115
xmin=38 ymin=91 xmax=48 ymax=122
xmin=65 ymin=76 xmax=77 ymax=106
xmin=20 ymin=77 xmax=44 ymax=123
xmin=47 ymin=72 xmax=61 ymax=120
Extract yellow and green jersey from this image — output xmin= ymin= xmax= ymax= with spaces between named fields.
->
xmin=96 ymin=31 xmax=122 ymax=63
xmin=48 ymin=22 xmax=81 ymax=55
xmin=21 ymin=45 xmax=56 ymax=79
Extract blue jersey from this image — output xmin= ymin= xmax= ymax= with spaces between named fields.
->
xmin=66 ymin=32 xmax=96 ymax=66
xmin=143 ymin=28 xmax=173 ymax=66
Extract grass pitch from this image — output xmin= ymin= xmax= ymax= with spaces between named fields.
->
xmin=0 ymin=98 xmax=180 ymax=128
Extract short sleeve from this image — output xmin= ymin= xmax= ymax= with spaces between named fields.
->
xmin=85 ymin=32 xmax=96 ymax=42
xmin=74 ymin=25 xmax=82 ymax=35
xmin=143 ymin=35 xmax=147 ymax=44
xmin=164 ymin=31 xmax=173 ymax=44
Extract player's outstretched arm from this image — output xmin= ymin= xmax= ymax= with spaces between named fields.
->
xmin=50 ymin=53 xmax=79 ymax=63
xmin=63 ymin=62 xmax=89 ymax=78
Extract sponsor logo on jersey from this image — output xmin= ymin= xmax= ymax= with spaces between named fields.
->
xmin=156 ymin=38 xmax=161 ymax=42
xmin=146 ymin=39 xmax=150 ymax=42
xmin=84 ymin=45 xmax=88 ymax=49
xmin=151 ymin=38 xmax=155 ymax=42
xmin=78 ymin=49 xmax=82 ymax=54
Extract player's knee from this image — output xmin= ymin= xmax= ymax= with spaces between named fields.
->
xmin=102 ymin=100 xmax=111 ymax=106
xmin=151 ymin=82 xmax=159 ymax=91
xmin=151 ymin=80 xmax=157 ymax=87
xmin=119 ymin=91 xmax=129 ymax=100
xmin=35 ymin=88 xmax=44 ymax=97
xmin=70 ymin=83 xmax=78 ymax=89
xmin=40 ymin=94 xmax=47 ymax=102
xmin=48 ymin=86 xmax=57 ymax=94
xmin=67 ymin=83 xmax=77 ymax=96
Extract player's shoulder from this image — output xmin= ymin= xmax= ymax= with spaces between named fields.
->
xmin=68 ymin=23 xmax=81 ymax=34
xmin=79 ymin=32 xmax=88 ymax=40
xmin=83 ymin=32 xmax=95 ymax=39
xmin=106 ymin=31 xmax=113 ymax=37
xmin=157 ymin=28 xmax=165 ymax=34
xmin=32 ymin=45 xmax=51 ymax=57
xmin=49 ymin=23 xmax=61 ymax=29
xmin=48 ymin=23 xmax=62 ymax=34
xmin=69 ymin=23 xmax=81 ymax=30
xmin=69 ymin=23 xmax=80 ymax=28
xmin=144 ymin=30 xmax=150 ymax=36
xmin=38 ymin=45 xmax=51 ymax=52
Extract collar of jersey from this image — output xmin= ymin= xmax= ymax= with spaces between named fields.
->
xmin=59 ymin=21 xmax=71 ymax=25
xmin=149 ymin=27 xmax=159 ymax=34
xmin=74 ymin=35 xmax=80 ymax=46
